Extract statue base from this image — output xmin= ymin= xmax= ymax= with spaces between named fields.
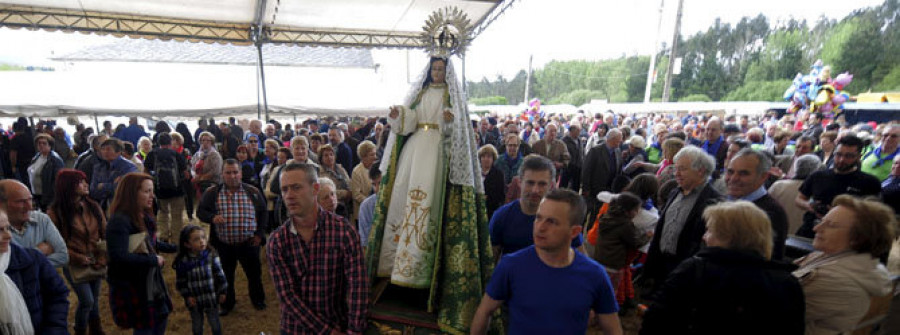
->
xmin=366 ymin=285 xmax=441 ymax=334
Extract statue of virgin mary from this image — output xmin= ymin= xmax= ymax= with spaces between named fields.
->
xmin=366 ymin=55 xmax=494 ymax=334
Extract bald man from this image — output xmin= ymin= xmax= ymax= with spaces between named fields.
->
xmin=695 ymin=117 xmax=728 ymax=172
xmin=0 ymin=179 xmax=68 ymax=267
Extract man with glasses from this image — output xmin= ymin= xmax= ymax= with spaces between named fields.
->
xmin=861 ymin=124 xmax=900 ymax=181
xmin=794 ymin=135 xmax=882 ymax=237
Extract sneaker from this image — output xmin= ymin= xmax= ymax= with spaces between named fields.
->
xmin=219 ymin=307 xmax=232 ymax=316
xmin=253 ymin=302 xmax=267 ymax=311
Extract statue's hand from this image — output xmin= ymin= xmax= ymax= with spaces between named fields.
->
xmin=443 ymin=109 xmax=454 ymax=122
xmin=389 ymin=106 xmax=400 ymax=119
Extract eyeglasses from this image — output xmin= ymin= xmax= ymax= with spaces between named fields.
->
xmin=883 ymin=134 xmax=899 ymax=139
xmin=249 ymin=140 xmax=259 ymax=143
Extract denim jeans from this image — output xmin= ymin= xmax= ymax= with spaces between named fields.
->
xmin=190 ymin=306 xmax=222 ymax=335
xmin=63 ymin=267 xmax=102 ymax=330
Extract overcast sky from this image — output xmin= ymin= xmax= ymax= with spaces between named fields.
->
xmin=0 ymin=0 xmax=884 ymax=81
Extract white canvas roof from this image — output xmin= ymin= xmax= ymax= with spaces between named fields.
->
xmin=0 ymin=0 xmax=509 ymax=47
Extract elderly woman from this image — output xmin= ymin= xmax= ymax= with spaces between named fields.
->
xmin=1 ymin=210 xmax=70 ymax=335
xmin=258 ymin=139 xmax=280 ymax=187
xmin=622 ymin=135 xmax=648 ymax=179
xmin=641 ymin=201 xmax=805 ymax=334
xmin=191 ymin=131 xmax=223 ymax=194
xmin=350 ymin=140 xmax=377 ymax=222
xmin=768 ymin=131 xmax=794 ymax=157
xmin=48 ymin=169 xmax=108 ymax=335
xmin=135 ymin=136 xmax=152 ymax=163
xmin=768 ymin=154 xmax=822 ymax=235
xmin=28 ymin=133 xmax=65 ymax=211
xmin=318 ymin=144 xmax=352 ymax=218
xmin=263 ymin=147 xmax=291 ymax=227
xmin=317 ymin=177 xmax=339 ymax=213
xmin=107 ymin=173 xmax=177 ymax=335
xmin=288 ymin=136 xmax=317 ymax=167
xmin=793 ymin=195 xmax=897 ymax=334
xmin=479 ymin=144 xmax=505 ymax=219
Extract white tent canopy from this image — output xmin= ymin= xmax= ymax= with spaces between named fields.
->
xmin=0 ymin=0 xmax=509 ymax=47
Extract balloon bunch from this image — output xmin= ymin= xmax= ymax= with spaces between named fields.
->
xmin=812 ymin=72 xmax=853 ymax=118
xmin=783 ymin=60 xmax=853 ymax=118
xmin=521 ymin=98 xmax=543 ymax=122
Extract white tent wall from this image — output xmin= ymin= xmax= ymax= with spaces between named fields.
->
xmin=0 ymin=58 xmax=404 ymax=117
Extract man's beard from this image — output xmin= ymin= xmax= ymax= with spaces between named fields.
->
xmin=834 ymin=162 xmax=857 ymax=173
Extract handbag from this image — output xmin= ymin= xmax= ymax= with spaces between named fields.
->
xmin=69 ymin=220 xmax=108 ymax=284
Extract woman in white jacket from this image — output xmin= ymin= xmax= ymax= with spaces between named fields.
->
xmin=793 ymin=195 xmax=896 ymax=334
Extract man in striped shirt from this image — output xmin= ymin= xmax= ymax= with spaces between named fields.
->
xmin=267 ymin=163 xmax=368 ymax=334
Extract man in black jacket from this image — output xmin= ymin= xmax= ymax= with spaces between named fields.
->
xmin=561 ymin=124 xmax=583 ymax=191
xmin=75 ymin=134 xmax=108 ymax=183
xmin=724 ymin=149 xmax=788 ymax=260
xmin=197 ymin=159 xmax=268 ymax=315
xmin=644 ymin=146 xmax=722 ymax=296
xmin=582 ymin=128 xmax=623 ymax=222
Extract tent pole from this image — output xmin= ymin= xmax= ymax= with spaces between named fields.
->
xmin=257 ymin=42 xmax=270 ymax=122
xmin=93 ymin=113 xmax=100 ymax=131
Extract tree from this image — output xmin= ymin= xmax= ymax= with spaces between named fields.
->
xmin=469 ymin=96 xmax=509 ymax=105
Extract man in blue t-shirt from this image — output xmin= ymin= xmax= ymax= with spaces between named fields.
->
xmin=490 ymin=155 xmax=584 ymax=262
xmin=472 ymin=189 xmax=623 ymax=335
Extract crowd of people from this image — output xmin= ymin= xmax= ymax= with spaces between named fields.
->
xmin=0 ymin=104 xmax=897 ymax=334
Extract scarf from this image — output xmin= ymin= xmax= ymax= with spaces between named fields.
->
xmin=0 ymin=250 xmax=34 ymax=335
xmin=656 ymin=159 xmax=672 ymax=177
xmin=868 ymin=146 xmax=900 ymax=168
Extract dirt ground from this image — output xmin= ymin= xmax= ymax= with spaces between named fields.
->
xmin=64 ymin=218 xmax=646 ymax=334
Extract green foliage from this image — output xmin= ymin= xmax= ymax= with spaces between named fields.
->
xmin=467 ymin=0 xmax=900 ymax=104
xmin=678 ymin=94 xmax=712 ymax=102
xmin=0 ymin=63 xmax=25 ymax=71
xmin=722 ymin=80 xmax=792 ymax=101
xmin=548 ymin=89 xmax=607 ymax=106
xmin=469 ymin=96 xmax=509 ymax=105
xmin=874 ymin=64 xmax=900 ymax=91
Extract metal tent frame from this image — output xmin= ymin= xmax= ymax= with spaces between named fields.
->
xmin=0 ymin=0 xmax=517 ymax=118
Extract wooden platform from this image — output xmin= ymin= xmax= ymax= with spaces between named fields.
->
xmin=366 ymin=286 xmax=442 ymax=335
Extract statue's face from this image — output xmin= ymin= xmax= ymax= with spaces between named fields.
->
xmin=430 ymin=60 xmax=446 ymax=84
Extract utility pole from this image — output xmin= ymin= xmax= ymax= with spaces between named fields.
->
xmin=644 ymin=0 xmax=665 ymax=103
xmin=524 ymin=54 xmax=533 ymax=104
xmin=662 ymin=0 xmax=684 ymax=102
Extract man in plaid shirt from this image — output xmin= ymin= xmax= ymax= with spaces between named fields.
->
xmin=198 ymin=159 xmax=268 ymax=315
xmin=267 ymin=163 xmax=368 ymax=334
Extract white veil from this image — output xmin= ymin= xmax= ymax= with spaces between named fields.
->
xmin=380 ymin=56 xmax=484 ymax=194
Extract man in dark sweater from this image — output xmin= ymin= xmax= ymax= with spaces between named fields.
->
xmin=725 ymin=149 xmax=788 ymax=260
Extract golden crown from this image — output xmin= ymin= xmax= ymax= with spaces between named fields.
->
xmin=421 ymin=6 xmax=472 ymax=57
xmin=409 ymin=188 xmax=428 ymax=202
